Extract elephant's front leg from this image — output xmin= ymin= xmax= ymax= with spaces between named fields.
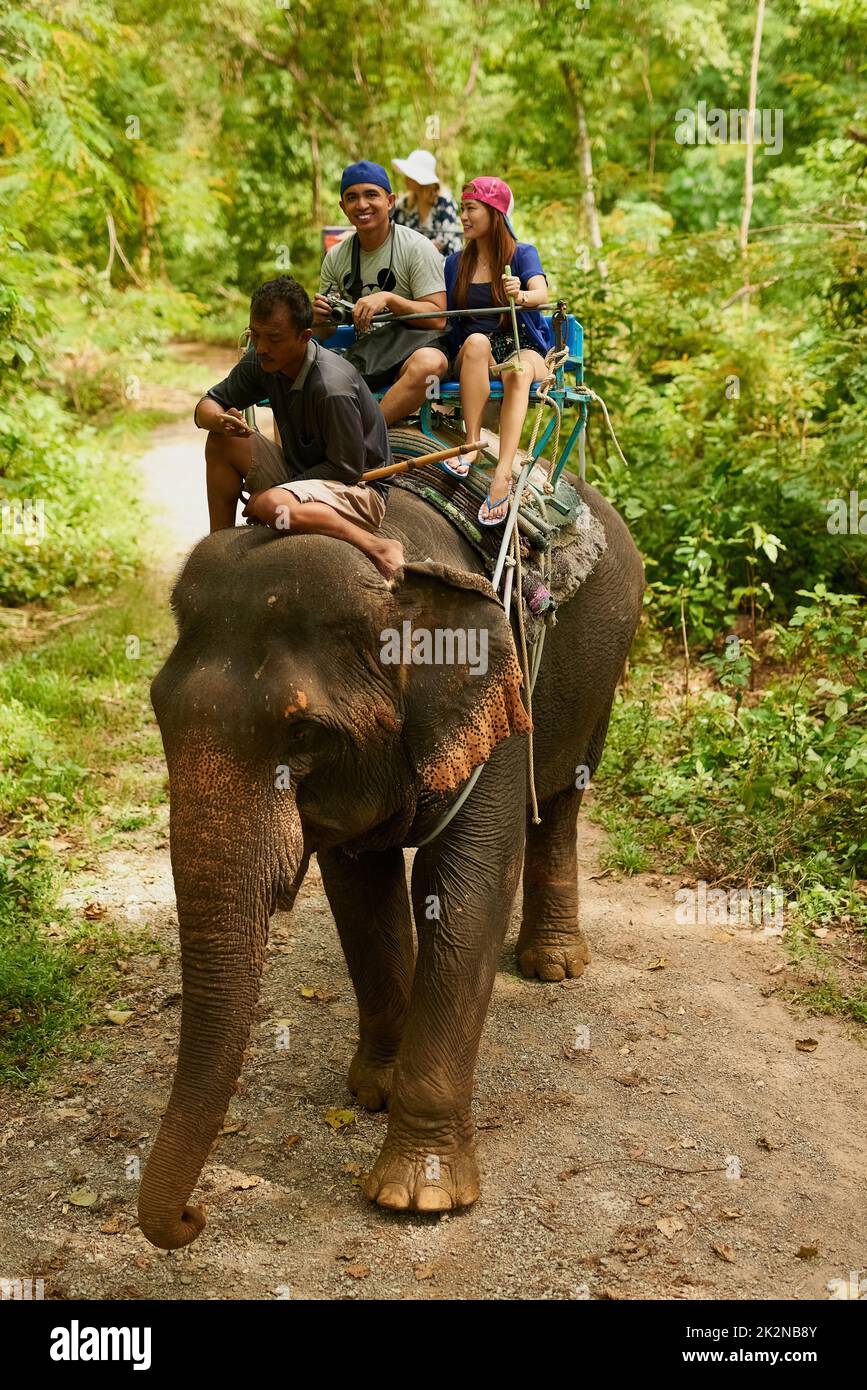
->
xmin=318 ymin=846 xmax=415 ymax=1111
xmin=363 ymin=742 xmax=526 ymax=1212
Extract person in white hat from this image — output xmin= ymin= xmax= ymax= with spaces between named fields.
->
xmin=391 ymin=149 xmax=463 ymax=256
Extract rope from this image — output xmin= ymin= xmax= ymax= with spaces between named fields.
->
xmin=573 ymin=385 xmax=630 ymax=468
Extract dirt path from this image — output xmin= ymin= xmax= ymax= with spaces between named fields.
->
xmin=2 ymin=359 xmax=865 ymax=1301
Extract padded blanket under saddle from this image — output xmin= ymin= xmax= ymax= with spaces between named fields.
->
xmin=389 ymin=426 xmax=607 ymax=611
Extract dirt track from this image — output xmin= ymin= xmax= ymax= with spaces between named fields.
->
xmin=1 ymin=377 xmax=865 ymax=1301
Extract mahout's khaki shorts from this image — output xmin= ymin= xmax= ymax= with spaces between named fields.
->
xmin=246 ymin=433 xmax=385 ymax=534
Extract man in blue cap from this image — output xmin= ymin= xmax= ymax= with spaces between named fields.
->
xmin=313 ymin=161 xmax=449 ymax=425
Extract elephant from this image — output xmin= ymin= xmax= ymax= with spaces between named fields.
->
xmin=137 ymin=475 xmax=644 ymax=1250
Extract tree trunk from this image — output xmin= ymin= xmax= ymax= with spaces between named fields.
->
xmin=560 ymin=63 xmax=608 ymax=278
xmin=309 ymin=124 xmax=323 ymax=226
xmin=739 ymin=0 xmax=767 ymax=318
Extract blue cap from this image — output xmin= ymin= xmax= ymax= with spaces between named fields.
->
xmin=340 ymin=161 xmax=392 ymax=196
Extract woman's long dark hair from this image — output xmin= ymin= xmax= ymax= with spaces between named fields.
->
xmin=453 ymin=203 xmax=517 ymax=330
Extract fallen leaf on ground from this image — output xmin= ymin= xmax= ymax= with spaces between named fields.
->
xmin=646 ymin=957 xmax=668 ymax=971
xmin=99 ymin=1216 xmax=124 ymax=1234
xmin=344 ymin=1263 xmax=370 ymax=1279
xmin=719 ymin=1208 xmax=744 ymax=1220
xmin=68 ymin=1188 xmax=98 ymax=1207
xmin=656 ymin=1216 xmax=685 ymax=1239
xmin=713 ymin=1242 xmax=736 ymax=1263
xmin=797 ymin=1243 xmax=819 ymax=1259
xmin=637 ymin=1195 xmax=654 ymax=1207
xmin=299 ymin=985 xmax=337 ymax=1002
xmin=795 ymin=1038 xmax=819 ymax=1052
xmin=105 ymin=1010 xmax=133 ymax=1026
xmin=284 ymin=1134 xmax=301 ymax=1150
xmin=323 ymin=1108 xmax=356 ymax=1131
xmin=83 ymin=902 xmax=108 ymax=920
xmin=340 ymin=1161 xmax=362 ymax=1176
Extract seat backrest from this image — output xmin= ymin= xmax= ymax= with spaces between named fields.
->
xmin=320 ymin=324 xmax=356 ymax=352
xmin=542 ymin=313 xmax=583 ymax=364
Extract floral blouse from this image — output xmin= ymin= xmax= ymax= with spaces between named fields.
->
xmin=392 ymin=191 xmax=463 ymax=256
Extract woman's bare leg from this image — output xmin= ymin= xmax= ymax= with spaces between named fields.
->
xmin=457 ymin=334 xmax=496 ymax=460
xmin=484 ymin=350 xmax=547 ymax=522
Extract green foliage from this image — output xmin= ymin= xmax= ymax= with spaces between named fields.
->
xmin=0 ymin=392 xmax=145 ymax=604
xmin=595 ymin=588 xmax=867 ymax=921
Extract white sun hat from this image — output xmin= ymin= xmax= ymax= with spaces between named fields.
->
xmin=392 ymin=149 xmax=440 ymax=186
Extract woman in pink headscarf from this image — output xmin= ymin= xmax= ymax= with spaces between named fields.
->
xmin=443 ymin=177 xmax=552 ymax=526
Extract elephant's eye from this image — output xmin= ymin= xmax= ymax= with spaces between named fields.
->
xmin=285 ymin=721 xmax=325 ymax=751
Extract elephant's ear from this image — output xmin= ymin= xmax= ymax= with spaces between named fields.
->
xmin=387 ymin=560 xmax=532 ymax=795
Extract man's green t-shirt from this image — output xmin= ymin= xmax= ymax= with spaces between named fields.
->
xmin=319 ymin=222 xmax=445 ymax=303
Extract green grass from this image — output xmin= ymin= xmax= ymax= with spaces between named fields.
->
xmin=597 ymin=814 xmax=652 ymax=876
xmin=0 ymin=570 xmax=175 ymax=1084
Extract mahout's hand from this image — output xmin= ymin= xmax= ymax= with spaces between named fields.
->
xmin=219 ymin=409 xmax=252 ymax=437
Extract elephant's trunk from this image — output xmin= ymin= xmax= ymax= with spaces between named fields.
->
xmin=137 ymin=734 xmax=302 ymax=1250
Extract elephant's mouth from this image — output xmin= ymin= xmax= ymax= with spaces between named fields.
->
xmin=300 ymin=791 xmax=418 ymax=854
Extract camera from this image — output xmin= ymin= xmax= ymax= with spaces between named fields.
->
xmin=325 ymin=292 xmax=356 ymax=325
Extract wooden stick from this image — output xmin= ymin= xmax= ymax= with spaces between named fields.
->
xmin=502 ymin=263 xmax=523 ymax=373
xmin=362 ymin=440 xmax=483 ymax=483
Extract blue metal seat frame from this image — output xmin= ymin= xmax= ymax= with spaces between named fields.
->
xmin=319 ymin=311 xmax=587 ymax=491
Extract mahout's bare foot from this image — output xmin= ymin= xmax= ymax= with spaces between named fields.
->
xmin=366 ymin=537 xmax=405 ymax=580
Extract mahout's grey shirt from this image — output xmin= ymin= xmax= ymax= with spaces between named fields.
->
xmin=205 ymin=340 xmax=392 ymax=496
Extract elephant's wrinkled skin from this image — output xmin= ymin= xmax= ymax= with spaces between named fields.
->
xmin=138 ymin=480 xmax=643 ymax=1249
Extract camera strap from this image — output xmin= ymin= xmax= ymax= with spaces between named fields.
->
xmin=344 ymin=224 xmax=396 ymax=302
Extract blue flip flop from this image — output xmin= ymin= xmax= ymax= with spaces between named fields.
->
xmin=440 ymin=452 xmax=475 ymax=479
xmin=478 ymin=491 xmax=513 ymax=526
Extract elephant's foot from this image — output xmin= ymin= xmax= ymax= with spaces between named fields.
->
xmin=348 ymin=1045 xmax=395 ymax=1111
xmin=516 ymin=924 xmax=591 ymax=981
xmin=362 ymin=1112 xmax=479 ymax=1212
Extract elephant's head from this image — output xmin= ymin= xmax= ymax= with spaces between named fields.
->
xmin=137 ymin=527 xmax=529 ymax=1248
